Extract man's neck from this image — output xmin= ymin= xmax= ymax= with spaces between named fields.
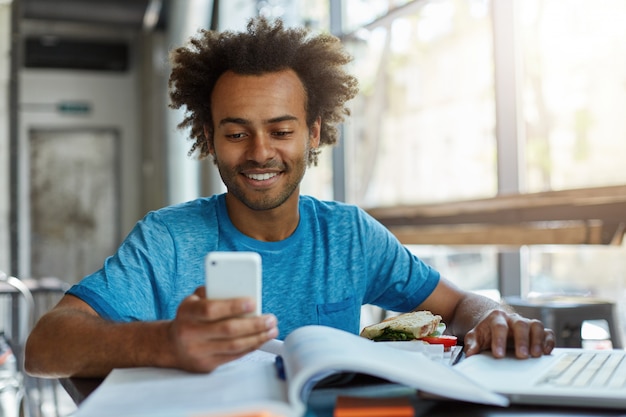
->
xmin=225 ymin=194 xmax=300 ymax=242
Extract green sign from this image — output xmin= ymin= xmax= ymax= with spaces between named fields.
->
xmin=57 ymin=102 xmax=91 ymax=114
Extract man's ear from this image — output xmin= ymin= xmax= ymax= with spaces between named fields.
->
xmin=310 ymin=116 xmax=321 ymax=148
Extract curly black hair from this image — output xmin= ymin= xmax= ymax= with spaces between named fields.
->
xmin=168 ymin=16 xmax=359 ymax=166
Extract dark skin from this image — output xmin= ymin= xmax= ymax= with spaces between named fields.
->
xmin=24 ymin=69 xmax=554 ymax=379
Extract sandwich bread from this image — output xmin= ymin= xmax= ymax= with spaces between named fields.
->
xmin=360 ymin=311 xmax=442 ymax=341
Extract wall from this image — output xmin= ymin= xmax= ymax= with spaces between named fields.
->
xmin=0 ymin=4 xmax=10 ymax=273
xmin=17 ymin=33 xmax=142 ymax=280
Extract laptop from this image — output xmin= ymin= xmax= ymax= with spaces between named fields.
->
xmin=453 ymin=347 xmax=626 ymax=409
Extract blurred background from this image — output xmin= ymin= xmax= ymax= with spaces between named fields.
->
xmin=0 ymin=0 xmax=626 ymax=414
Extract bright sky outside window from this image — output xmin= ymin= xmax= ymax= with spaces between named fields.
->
xmin=344 ymin=0 xmax=496 ymax=208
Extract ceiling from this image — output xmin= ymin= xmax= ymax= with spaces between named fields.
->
xmin=20 ymin=0 xmax=169 ymax=31
xmin=18 ymin=0 xmax=171 ymax=71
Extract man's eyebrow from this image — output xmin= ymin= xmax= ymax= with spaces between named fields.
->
xmin=218 ymin=117 xmax=248 ymax=127
xmin=266 ymin=115 xmax=298 ymax=124
xmin=218 ymin=115 xmax=299 ymax=127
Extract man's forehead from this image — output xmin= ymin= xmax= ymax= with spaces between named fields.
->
xmin=211 ymin=69 xmax=308 ymax=123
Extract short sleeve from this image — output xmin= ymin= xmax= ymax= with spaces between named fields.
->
xmin=67 ymin=211 xmax=177 ymax=321
xmin=357 ymin=210 xmax=440 ymax=312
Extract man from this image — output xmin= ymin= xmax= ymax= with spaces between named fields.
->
xmin=25 ymin=17 xmax=554 ymax=379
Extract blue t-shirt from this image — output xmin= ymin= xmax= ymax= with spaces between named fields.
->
xmin=68 ymin=194 xmax=440 ymax=338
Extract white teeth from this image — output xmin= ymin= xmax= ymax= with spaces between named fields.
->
xmin=246 ymin=172 xmax=277 ymax=181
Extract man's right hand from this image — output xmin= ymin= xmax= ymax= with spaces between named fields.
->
xmin=25 ymin=288 xmax=278 ymax=378
xmin=168 ymin=286 xmax=278 ymax=373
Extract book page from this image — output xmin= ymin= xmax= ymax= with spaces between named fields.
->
xmin=70 ymin=328 xmax=505 ymax=417
xmin=260 ymin=338 xmax=284 ymax=356
xmin=72 ymin=353 xmax=295 ymax=417
xmin=282 ymin=325 xmax=509 ymax=409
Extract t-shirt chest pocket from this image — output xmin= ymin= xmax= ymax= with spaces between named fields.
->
xmin=316 ymin=296 xmax=360 ymax=334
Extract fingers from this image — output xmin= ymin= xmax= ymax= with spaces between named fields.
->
xmin=463 ymin=310 xmax=555 ymax=359
xmin=462 ymin=310 xmax=509 ymax=358
xmin=170 ymin=290 xmax=278 ymax=373
xmin=175 ymin=296 xmax=277 ymax=344
xmin=462 ymin=330 xmax=481 ymax=357
xmin=527 ymin=320 xmax=546 ymax=357
xmin=537 ymin=326 xmax=556 ymax=355
xmin=509 ymin=315 xmax=531 ymax=358
xmin=489 ymin=312 xmax=510 ymax=358
xmin=206 ymin=314 xmax=278 ymax=344
xmin=179 ymin=291 xmax=258 ymax=321
xmin=511 ymin=317 xmax=557 ymax=358
xmin=193 ymin=286 xmax=206 ymax=298
xmin=171 ymin=312 xmax=278 ymax=373
xmin=176 ymin=315 xmax=278 ymax=371
xmin=201 ymin=317 xmax=278 ymax=356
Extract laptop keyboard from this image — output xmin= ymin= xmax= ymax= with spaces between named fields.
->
xmin=538 ymin=351 xmax=626 ymax=389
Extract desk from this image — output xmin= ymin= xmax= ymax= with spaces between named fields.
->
xmin=60 ymin=377 xmax=626 ymax=417
xmin=59 ymin=377 xmax=101 ymax=406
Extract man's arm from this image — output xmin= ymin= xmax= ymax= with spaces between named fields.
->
xmin=25 ymin=288 xmax=278 ymax=378
xmin=417 ymin=277 xmax=555 ymax=359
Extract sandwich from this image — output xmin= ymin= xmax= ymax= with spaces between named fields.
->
xmin=360 ymin=310 xmax=457 ymax=349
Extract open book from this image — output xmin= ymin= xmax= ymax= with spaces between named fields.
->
xmin=73 ymin=325 xmax=508 ymax=417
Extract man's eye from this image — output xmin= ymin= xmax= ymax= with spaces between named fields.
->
xmin=274 ymin=131 xmax=293 ymax=137
xmin=227 ymin=132 xmax=246 ymax=140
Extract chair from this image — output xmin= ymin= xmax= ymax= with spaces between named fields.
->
xmin=0 ymin=272 xmax=71 ymax=417
xmin=505 ymin=295 xmax=623 ymax=349
xmin=0 ymin=271 xmax=35 ymax=417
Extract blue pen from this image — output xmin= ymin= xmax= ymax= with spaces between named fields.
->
xmin=274 ymin=355 xmax=286 ymax=380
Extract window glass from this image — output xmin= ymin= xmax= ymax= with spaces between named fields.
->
xmin=409 ymin=245 xmax=499 ymax=294
xmin=294 ymin=0 xmax=334 ymax=200
xmin=342 ymin=0 xmax=414 ymax=32
xmin=526 ymin=246 xmax=626 ymax=298
xmin=525 ymin=245 xmax=626 ymax=341
xmin=516 ymin=0 xmax=626 ymax=324
xmin=295 ymin=0 xmax=330 ymax=30
xmin=343 ymin=0 xmax=496 ymax=208
xmin=518 ymin=0 xmax=626 ymax=191
xmin=255 ymin=0 xmax=330 ymax=29
xmin=301 ymin=151 xmax=334 ymax=200
xmin=341 ymin=0 xmax=497 ymax=293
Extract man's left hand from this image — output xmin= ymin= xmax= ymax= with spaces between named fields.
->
xmin=463 ymin=310 xmax=556 ymax=358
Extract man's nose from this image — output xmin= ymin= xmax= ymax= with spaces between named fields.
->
xmin=247 ymin=134 xmax=275 ymax=162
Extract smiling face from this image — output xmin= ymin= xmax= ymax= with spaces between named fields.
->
xmin=208 ymin=69 xmax=320 ymax=212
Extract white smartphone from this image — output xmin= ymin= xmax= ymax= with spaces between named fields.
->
xmin=205 ymin=251 xmax=262 ymax=316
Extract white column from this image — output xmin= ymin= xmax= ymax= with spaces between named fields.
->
xmin=165 ymin=0 xmax=214 ymax=204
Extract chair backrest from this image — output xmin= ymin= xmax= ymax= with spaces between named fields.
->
xmin=0 ymin=272 xmax=36 ymax=365
xmin=0 ymin=271 xmax=34 ymax=417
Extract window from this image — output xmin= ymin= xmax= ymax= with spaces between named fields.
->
xmin=343 ymin=0 xmax=496 ymax=208
xmin=342 ymin=0 xmax=415 ymax=33
xmin=518 ymin=0 xmax=626 ymax=192
xmin=515 ymin=1 xmax=626 ymax=301
xmin=341 ymin=0 xmax=498 ymax=293
xmin=338 ymin=0 xmax=626 ymax=304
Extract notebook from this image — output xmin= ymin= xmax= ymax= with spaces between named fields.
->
xmin=454 ymin=347 xmax=626 ymax=409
